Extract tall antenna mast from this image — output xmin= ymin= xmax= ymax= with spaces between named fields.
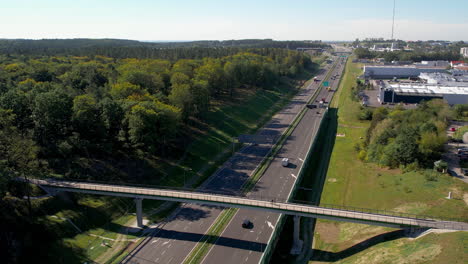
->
xmin=391 ymin=0 xmax=396 ymax=41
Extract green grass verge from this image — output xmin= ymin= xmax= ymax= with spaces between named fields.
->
xmin=310 ymin=57 xmax=468 ymax=264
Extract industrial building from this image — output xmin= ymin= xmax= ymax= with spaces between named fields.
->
xmin=364 ymin=65 xmax=446 ymax=79
xmin=379 ymin=84 xmax=468 ymax=105
xmin=419 ymin=72 xmax=468 ymax=86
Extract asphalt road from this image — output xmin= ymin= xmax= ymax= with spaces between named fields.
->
xmin=122 ymin=56 xmax=346 ymax=264
xmin=199 ymin=57 xmax=347 ymax=264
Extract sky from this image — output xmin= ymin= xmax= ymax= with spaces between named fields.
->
xmin=1 ymin=0 xmax=468 ymax=41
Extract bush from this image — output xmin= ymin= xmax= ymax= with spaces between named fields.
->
xmin=358 ymin=150 xmax=367 ymax=161
xmin=358 ymin=108 xmax=373 ymax=120
xmin=424 ymin=170 xmax=440 ymax=182
xmin=403 ymin=161 xmax=419 ymax=173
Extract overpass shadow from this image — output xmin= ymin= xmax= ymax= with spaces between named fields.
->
xmin=127 ymin=226 xmax=268 ymax=261
xmin=309 ymin=229 xmax=406 ymax=262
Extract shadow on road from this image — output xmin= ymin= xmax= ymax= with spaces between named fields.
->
xmin=309 ymin=229 xmax=406 ymax=262
xmin=126 ymin=227 xmax=268 ymax=262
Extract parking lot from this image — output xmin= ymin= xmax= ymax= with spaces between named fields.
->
xmin=443 ymin=121 xmax=468 ymax=183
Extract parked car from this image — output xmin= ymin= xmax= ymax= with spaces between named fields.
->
xmin=450 ymin=127 xmax=456 ymax=132
xmin=282 ymin=158 xmax=289 ymax=167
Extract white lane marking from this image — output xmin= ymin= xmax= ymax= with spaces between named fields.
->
xmin=298 ymin=158 xmax=304 ymax=162
xmin=162 ymin=250 xmax=166 ymax=255
xmin=250 ymin=230 xmax=254 ymax=233
xmin=162 ymin=241 xmax=169 ymax=246
xmin=291 ymin=174 xmax=297 ymax=178
xmin=267 ymin=221 xmax=274 ymax=230
xmin=168 ymin=244 xmax=171 ymax=248
xmin=155 ymin=258 xmax=159 ymax=262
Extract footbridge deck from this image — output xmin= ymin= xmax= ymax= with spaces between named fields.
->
xmin=29 ymin=179 xmax=468 ymax=231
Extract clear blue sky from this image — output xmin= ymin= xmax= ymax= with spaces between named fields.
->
xmin=1 ymin=0 xmax=467 ymax=41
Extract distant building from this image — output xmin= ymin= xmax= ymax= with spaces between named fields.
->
xmin=451 ymin=60 xmax=466 ymax=67
xmin=414 ymin=61 xmax=449 ymax=68
xmin=364 ymin=65 xmax=446 ymax=79
xmin=461 ymin=47 xmax=468 ymax=58
xmin=379 ymin=84 xmax=468 ymax=105
xmin=419 ymin=72 xmax=468 ymax=86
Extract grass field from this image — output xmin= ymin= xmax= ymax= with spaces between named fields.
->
xmin=310 ymin=58 xmax=468 ymax=263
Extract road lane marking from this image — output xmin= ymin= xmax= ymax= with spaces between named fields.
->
xmin=298 ymin=158 xmax=304 ymax=162
xmin=291 ymin=174 xmax=297 ymax=178
xmin=266 ymin=221 xmax=274 ymax=229
xmin=162 ymin=241 xmax=169 ymax=246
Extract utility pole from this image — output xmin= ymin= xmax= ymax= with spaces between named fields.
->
xmin=391 ymin=0 xmax=396 ymax=41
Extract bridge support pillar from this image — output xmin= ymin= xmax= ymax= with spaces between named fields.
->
xmin=290 ymin=215 xmax=303 ymax=255
xmin=135 ymin=198 xmax=143 ymax=228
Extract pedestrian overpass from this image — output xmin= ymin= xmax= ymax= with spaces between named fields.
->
xmin=28 ymin=178 xmax=468 ymax=231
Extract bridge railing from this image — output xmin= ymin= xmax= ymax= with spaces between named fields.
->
xmin=31 ymin=177 xmax=467 ymax=227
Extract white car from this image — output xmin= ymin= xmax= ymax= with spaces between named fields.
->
xmin=282 ymin=158 xmax=289 ymax=167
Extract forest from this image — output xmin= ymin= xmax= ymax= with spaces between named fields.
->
xmin=0 ymin=39 xmax=328 ymax=60
xmin=353 ymin=47 xmax=463 ymax=62
xmin=0 ymin=44 xmax=317 ymax=263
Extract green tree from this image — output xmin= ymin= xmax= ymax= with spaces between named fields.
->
xmin=168 ymin=83 xmax=192 ymax=120
xmin=109 ymin=82 xmax=146 ymax=100
xmin=33 ymin=90 xmax=73 ymax=147
xmin=72 ymin=94 xmax=104 ymax=140
xmin=127 ymin=100 xmax=180 ymax=152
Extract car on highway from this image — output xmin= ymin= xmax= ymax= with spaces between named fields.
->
xmin=242 ymin=219 xmax=253 ymax=229
xmin=306 ymin=104 xmax=317 ymax=109
xmin=282 ymin=158 xmax=289 ymax=167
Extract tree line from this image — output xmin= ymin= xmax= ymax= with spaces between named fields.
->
xmin=0 ymin=39 xmax=329 ymax=60
xmin=354 ymin=47 xmax=462 ymax=62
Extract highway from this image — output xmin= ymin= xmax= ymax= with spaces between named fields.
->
xmin=121 ymin=55 xmax=344 ymax=264
xmin=199 ymin=56 xmax=347 ymax=264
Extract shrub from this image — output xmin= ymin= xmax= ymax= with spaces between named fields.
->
xmin=358 ymin=108 xmax=373 ymax=120
xmin=423 ymin=170 xmax=440 ymax=182
xmin=358 ymin=150 xmax=367 ymax=161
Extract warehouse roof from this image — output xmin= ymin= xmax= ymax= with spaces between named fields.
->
xmin=388 ymin=84 xmax=468 ymax=96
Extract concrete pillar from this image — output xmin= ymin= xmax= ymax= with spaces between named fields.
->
xmin=290 ymin=216 xmax=303 ymax=255
xmin=135 ymin=198 xmax=143 ymax=228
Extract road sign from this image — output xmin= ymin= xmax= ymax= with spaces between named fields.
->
xmin=323 ymin=81 xmax=329 ymax=87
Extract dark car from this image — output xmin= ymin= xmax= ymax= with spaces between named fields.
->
xmin=242 ymin=219 xmax=253 ymax=229
xmin=306 ymin=104 xmax=317 ymax=109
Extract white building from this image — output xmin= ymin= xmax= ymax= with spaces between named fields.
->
xmin=380 ymin=84 xmax=468 ymax=105
xmin=364 ymin=65 xmax=446 ymax=79
xmin=414 ymin=60 xmax=449 ymax=68
xmin=461 ymin=47 xmax=468 ymax=58
xmin=419 ymin=72 xmax=468 ymax=86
